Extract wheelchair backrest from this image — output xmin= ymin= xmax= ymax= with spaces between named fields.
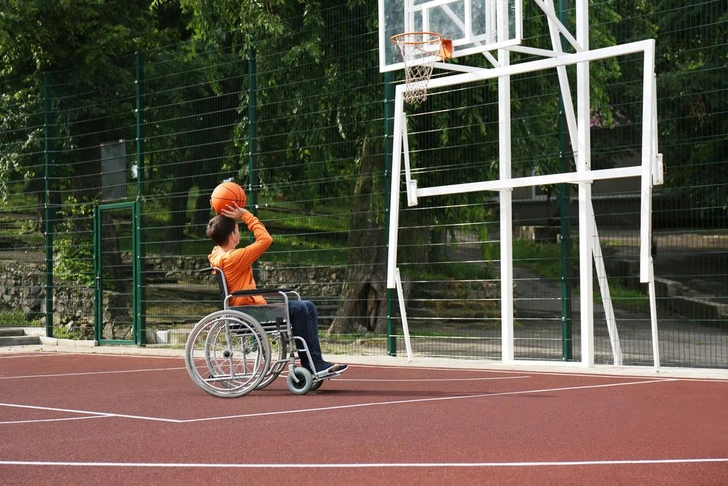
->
xmin=207 ymin=266 xmax=234 ymax=309
xmin=205 ymin=265 xmax=293 ymax=328
xmin=209 ymin=266 xmax=229 ymax=304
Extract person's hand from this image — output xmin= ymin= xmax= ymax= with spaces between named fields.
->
xmin=220 ymin=203 xmax=246 ymax=220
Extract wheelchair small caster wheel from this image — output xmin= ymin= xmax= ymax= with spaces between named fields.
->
xmin=310 ymin=380 xmax=324 ymax=391
xmin=287 ymin=367 xmax=313 ymax=395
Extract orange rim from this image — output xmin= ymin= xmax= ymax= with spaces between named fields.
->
xmin=390 ymin=31 xmax=443 ymax=46
xmin=390 ymin=32 xmax=452 ymax=60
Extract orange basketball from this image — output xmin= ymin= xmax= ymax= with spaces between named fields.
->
xmin=210 ymin=181 xmax=247 ymax=214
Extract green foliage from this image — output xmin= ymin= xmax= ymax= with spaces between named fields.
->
xmin=0 ymin=0 xmax=191 ymax=205
xmin=653 ymin=1 xmax=728 ymax=210
xmin=167 ymin=0 xmax=379 ymax=216
xmin=478 ymin=223 xmax=498 ymax=265
xmin=266 ymin=235 xmax=347 ymax=267
xmin=596 ymin=286 xmax=649 ymax=313
xmin=0 ymin=0 xmax=725 ymax=279
xmin=513 ymin=239 xmax=566 ymax=280
xmin=0 ymin=307 xmax=42 ymax=327
xmin=54 ymin=235 xmax=94 ymax=285
xmin=53 ymin=199 xmax=95 ymax=286
xmin=51 ymin=325 xmax=81 ymax=340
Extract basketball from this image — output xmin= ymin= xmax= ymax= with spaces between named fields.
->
xmin=210 ymin=181 xmax=246 ymax=214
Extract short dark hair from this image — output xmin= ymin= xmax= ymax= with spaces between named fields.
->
xmin=206 ymin=215 xmax=237 ymax=246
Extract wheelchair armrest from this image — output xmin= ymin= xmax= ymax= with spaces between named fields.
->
xmin=201 ymin=265 xmax=300 ymax=301
xmin=230 ymin=288 xmax=297 ymax=297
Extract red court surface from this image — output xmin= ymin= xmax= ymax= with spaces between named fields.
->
xmin=1 ymin=350 xmax=727 ymax=485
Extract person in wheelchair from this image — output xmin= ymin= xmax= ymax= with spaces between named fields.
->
xmin=205 ymin=203 xmax=348 ymax=377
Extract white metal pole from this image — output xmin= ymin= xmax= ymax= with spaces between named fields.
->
xmin=401 ymin=120 xmax=419 ymax=207
xmin=576 ymin=0 xmax=594 ymax=366
xmin=395 ymin=268 xmax=413 ymax=361
xmin=648 ymin=257 xmax=660 ymax=371
xmin=590 ymin=201 xmax=623 ymax=366
xmin=425 ymin=41 xmax=654 ymax=90
xmin=640 ymin=40 xmax=657 ymax=283
xmin=641 ymin=40 xmax=661 ymax=370
xmin=498 ymin=11 xmax=514 ymax=363
xmin=386 ymin=89 xmax=406 ymax=289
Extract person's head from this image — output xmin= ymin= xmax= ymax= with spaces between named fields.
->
xmin=206 ymin=215 xmax=239 ymax=247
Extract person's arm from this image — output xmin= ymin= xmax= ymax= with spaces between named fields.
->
xmin=241 ymin=209 xmax=273 ymax=258
xmin=221 ymin=203 xmax=273 ymax=261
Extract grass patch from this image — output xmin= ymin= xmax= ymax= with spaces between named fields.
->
xmin=406 ymin=261 xmax=493 ymax=281
xmin=0 ymin=308 xmax=42 ymax=327
xmin=596 ymin=286 xmax=650 ymax=313
xmin=266 ymin=236 xmax=348 ymax=266
xmin=513 ymin=239 xmax=566 ymax=279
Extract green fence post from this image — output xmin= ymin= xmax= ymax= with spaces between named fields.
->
xmin=247 ymin=48 xmax=258 ymax=216
xmin=43 ymin=71 xmax=54 ymax=338
xmin=247 ymin=46 xmax=261 ymax=287
xmin=558 ymin=0 xmax=573 ymax=361
xmin=135 ymin=52 xmax=147 ymax=346
xmin=93 ymin=205 xmax=102 ymax=343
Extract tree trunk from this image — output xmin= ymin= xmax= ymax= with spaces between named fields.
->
xmin=328 ymin=137 xmax=388 ymax=334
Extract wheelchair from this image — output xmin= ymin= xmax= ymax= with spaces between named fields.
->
xmin=184 ymin=266 xmax=343 ymax=398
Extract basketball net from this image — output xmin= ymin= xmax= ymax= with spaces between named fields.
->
xmin=391 ymin=32 xmax=452 ymax=104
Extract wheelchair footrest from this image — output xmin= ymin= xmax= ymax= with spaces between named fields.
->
xmin=314 ymin=365 xmax=348 ymax=380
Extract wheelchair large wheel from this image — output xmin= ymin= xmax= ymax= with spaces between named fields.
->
xmin=185 ymin=310 xmax=271 ymax=398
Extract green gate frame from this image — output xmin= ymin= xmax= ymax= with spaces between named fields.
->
xmin=93 ymin=201 xmax=145 ymax=345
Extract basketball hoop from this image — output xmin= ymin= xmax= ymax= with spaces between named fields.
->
xmin=391 ymin=32 xmax=452 ymax=104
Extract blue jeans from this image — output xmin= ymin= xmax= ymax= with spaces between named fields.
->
xmin=287 ymin=300 xmax=330 ymax=372
xmin=233 ymin=300 xmax=331 ymax=372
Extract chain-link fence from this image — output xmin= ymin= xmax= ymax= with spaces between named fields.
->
xmin=0 ymin=2 xmax=725 ymax=368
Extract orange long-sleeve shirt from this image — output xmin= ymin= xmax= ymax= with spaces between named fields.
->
xmin=208 ymin=211 xmax=273 ymax=306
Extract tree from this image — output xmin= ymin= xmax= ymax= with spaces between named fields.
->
xmin=172 ymin=1 xmax=393 ymax=333
xmin=169 ymin=0 xmax=645 ymax=333
xmin=0 ymin=1 xmax=182 ymax=289
xmin=329 ymin=137 xmax=389 ymax=333
xmin=0 ymin=0 xmax=174 ymax=188
xmin=0 ymin=1 xmax=249 ymax=251
xmin=653 ymin=0 xmax=728 ymax=220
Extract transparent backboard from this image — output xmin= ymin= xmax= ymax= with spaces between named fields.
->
xmin=379 ymin=0 xmax=522 ymax=72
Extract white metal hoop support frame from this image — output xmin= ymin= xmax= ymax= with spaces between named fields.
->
xmin=386 ymin=37 xmax=663 ymax=369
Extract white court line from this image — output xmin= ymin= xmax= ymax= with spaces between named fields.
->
xmin=0 ymin=367 xmax=185 ymax=380
xmin=0 ymin=403 xmax=178 ymax=424
xmin=0 ymin=416 xmax=108 ymax=425
xmin=2 ymin=377 xmax=669 ymax=425
xmin=0 ymin=458 xmax=726 ymax=468
xmin=181 ymin=378 xmax=677 ymax=423
xmin=0 ymin=376 xmax=528 ymax=425
xmin=336 ymin=376 xmax=531 ymax=382
xmin=0 ymin=352 xmax=181 ymax=360
xmin=0 ymin=377 xmax=677 ymax=425
xmin=348 ymin=363 xmax=728 ymax=383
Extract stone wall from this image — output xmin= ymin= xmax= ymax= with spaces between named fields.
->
xmin=0 ymin=257 xmax=346 ymax=330
xmin=0 ymin=261 xmax=93 ymax=325
xmin=1 ymin=256 xmax=498 ymax=335
xmin=0 ymin=261 xmax=43 ymax=320
xmin=153 ymin=257 xmax=347 ymax=299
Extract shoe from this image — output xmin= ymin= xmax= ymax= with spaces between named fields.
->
xmin=317 ymin=363 xmax=348 ymax=377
